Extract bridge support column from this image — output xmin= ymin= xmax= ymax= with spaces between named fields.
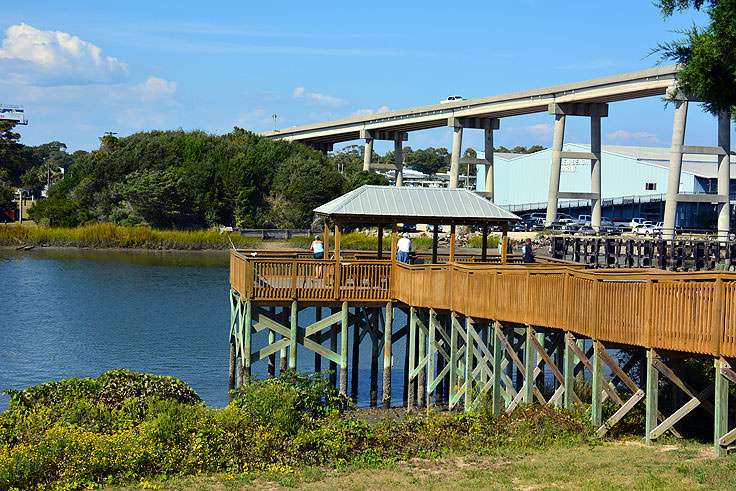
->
xmin=717 ymin=111 xmax=731 ymax=242
xmin=484 ymin=124 xmax=495 ymax=201
xmin=394 ymin=137 xmax=404 ymax=186
xmin=363 ymin=138 xmax=373 ymax=172
xmin=383 ymin=302 xmax=393 ymax=408
xmin=546 ymin=114 xmax=566 ymax=225
xmin=663 ymin=99 xmax=688 ymax=240
xmin=591 ymin=116 xmax=602 ymax=231
xmin=450 ymin=124 xmax=463 ymax=188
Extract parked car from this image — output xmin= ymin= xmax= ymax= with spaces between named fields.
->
xmin=576 ymin=214 xmax=592 ymax=226
xmin=425 ymin=224 xmax=443 ymax=232
xmin=399 ymin=223 xmax=417 ymax=233
xmin=558 ymin=218 xmax=579 ymax=232
xmin=513 ymin=218 xmax=544 ymax=232
xmin=440 ymin=95 xmax=464 ymax=104
xmin=600 ymin=225 xmax=623 ymax=236
xmin=632 ymin=221 xmax=655 ymax=236
xmin=628 ymin=217 xmax=649 ymax=231
xmin=577 ymin=225 xmax=597 ymax=236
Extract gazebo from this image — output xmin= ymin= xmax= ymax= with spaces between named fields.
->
xmin=313 ymin=185 xmax=521 ymax=265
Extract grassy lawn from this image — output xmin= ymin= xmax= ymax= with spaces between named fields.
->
xmin=110 ymin=441 xmax=736 ymax=490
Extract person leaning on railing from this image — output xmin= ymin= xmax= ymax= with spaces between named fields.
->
xmin=397 ymin=233 xmax=411 ymax=264
xmin=310 ymin=235 xmax=324 ymax=277
xmin=522 ymin=238 xmax=535 ymax=263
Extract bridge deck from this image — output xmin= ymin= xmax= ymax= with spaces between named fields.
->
xmin=262 ymin=65 xmax=679 ymax=146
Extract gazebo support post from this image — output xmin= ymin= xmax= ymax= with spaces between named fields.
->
xmin=377 ymin=224 xmax=384 ymax=259
xmin=391 ymin=223 xmax=398 ymax=266
xmin=432 ymin=226 xmax=439 ymax=264
xmin=481 ymin=225 xmax=488 ymax=261
xmin=334 ymin=222 xmax=342 ymax=299
xmin=449 ymin=225 xmax=456 ymax=262
xmin=501 ymin=222 xmax=508 ymax=264
xmin=323 ymin=221 xmax=330 ymax=258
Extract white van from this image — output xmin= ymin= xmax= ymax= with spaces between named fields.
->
xmin=577 ymin=215 xmax=592 ymax=225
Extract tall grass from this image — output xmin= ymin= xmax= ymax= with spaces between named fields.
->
xmin=0 ymin=223 xmax=262 ymax=250
xmin=288 ymin=233 xmax=439 ymax=251
xmin=2 ymin=224 xmax=494 ymax=252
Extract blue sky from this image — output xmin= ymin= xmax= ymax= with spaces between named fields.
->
xmin=0 ymin=1 xmax=719 ymax=154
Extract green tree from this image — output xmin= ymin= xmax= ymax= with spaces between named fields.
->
xmin=654 ymin=0 xmax=736 ymax=115
xmin=270 ymin=154 xmax=344 ymax=228
xmin=118 ymin=169 xmax=191 ymax=228
xmin=405 ymin=147 xmax=449 ymax=175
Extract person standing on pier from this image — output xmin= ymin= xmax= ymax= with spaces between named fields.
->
xmin=397 ymin=233 xmax=411 ymax=264
xmin=522 ymin=237 xmax=535 ymax=263
xmin=310 ymin=235 xmax=324 ymax=277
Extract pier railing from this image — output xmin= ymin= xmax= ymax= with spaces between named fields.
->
xmin=230 ymin=250 xmax=736 ymax=357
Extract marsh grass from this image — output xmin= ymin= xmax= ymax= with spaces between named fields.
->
xmin=1 ymin=223 xmax=262 ymax=250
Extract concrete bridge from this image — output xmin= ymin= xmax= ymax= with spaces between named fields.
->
xmin=262 ymin=65 xmax=732 ymax=242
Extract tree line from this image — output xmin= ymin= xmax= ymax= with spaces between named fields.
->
xmin=0 ymin=123 xmax=551 ymax=230
xmin=1 ymin=124 xmax=386 ymax=229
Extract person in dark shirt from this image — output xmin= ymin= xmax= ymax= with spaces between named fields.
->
xmin=522 ymin=238 xmax=535 ymax=263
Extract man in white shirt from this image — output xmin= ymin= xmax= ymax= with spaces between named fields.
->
xmin=397 ymin=233 xmax=411 ymax=263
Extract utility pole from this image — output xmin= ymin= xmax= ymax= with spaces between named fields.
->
xmin=272 ymin=114 xmax=277 ymax=131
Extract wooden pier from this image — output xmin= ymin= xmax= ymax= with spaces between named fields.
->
xmin=228 ymin=186 xmax=736 ymax=456
xmin=230 ymin=249 xmax=736 ymax=456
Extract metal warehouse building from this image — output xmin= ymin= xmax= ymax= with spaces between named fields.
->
xmin=475 ymin=145 xmax=736 ymax=228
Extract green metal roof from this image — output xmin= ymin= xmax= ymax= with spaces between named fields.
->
xmin=314 ymin=185 xmax=520 ymax=224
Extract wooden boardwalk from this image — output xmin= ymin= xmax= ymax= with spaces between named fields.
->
xmin=229 ymin=249 xmax=736 ymax=456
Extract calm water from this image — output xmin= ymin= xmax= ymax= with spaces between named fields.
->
xmin=0 ymin=249 xmax=408 ymax=409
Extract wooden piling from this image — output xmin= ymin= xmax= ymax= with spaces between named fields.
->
xmin=383 ymin=302 xmax=393 ymax=408
xmin=340 ymin=301 xmax=349 ymax=396
xmin=229 ymin=342 xmax=236 ymax=395
xmin=314 ymin=307 xmax=322 ymax=373
xmin=330 ymin=307 xmax=338 ymax=387
xmin=370 ymin=308 xmax=379 ymax=407
xmin=418 ymin=310 xmax=426 ymax=408
xmin=351 ymin=307 xmax=360 ymax=401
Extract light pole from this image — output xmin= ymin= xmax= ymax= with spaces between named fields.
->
xmin=272 ymin=114 xmax=277 ymax=131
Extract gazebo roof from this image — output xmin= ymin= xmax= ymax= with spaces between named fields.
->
xmin=314 ymin=185 xmax=520 ymax=225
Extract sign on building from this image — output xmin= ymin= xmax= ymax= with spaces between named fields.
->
xmin=0 ymin=104 xmax=27 ymax=124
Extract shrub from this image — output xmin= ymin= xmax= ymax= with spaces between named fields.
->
xmin=230 ymin=371 xmax=352 ymax=434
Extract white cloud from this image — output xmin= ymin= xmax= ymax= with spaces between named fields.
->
xmin=0 ymin=23 xmax=129 ymax=86
xmin=133 ymin=76 xmax=177 ymax=101
xmin=525 ymin=123 xmax=554 ymax=136
xmin=350 ymin=105 xmax=390 ymax=117
xmin=234 ymin=108 xmax=274 ymax=129
xmin=292 ymin=86 xmax=346 ymax=106
xmin=606 ymin=130 xmax=661 ymax=144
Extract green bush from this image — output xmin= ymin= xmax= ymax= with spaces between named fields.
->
xmin=0 ymin=370 xmax=598 ymax=491
xmin=230 ymin=371 xmax=352 ymax=433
